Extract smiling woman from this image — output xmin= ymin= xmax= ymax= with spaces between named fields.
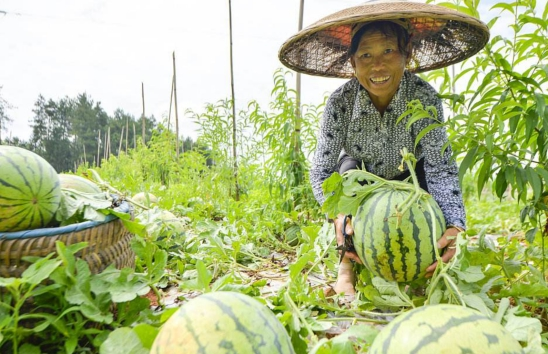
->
xmin=279 ymin=0 xmax=489 ymax=296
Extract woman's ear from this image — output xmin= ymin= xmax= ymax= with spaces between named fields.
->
xmin=350 ymin=56 xmax=356 ymax=70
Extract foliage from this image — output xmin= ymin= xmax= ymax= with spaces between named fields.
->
xmin=424 ymin=0 xmax=548 ymax=232
xmin=2 ymin=0 xmax=548 ymax=351
xmin=0 ymin=242 xmax=156 ymax=354
xmin=22 ymin=93 xmax=158 ymax=172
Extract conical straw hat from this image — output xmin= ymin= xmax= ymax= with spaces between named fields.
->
xmin=279 ymin=0 xmax=489 ymax=78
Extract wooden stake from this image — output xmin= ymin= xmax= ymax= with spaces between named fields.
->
xmin=168 ymin=75 xmax=174 ymax=131
xmin=119 ymin=127 xmax=125 ymax=156
xmin=133 ymin=123 xmax=136 ymax=149
xmin=97 ymin=129 xmax=101 ymax=167
xmin=141 ymin=82 xmax=146 ymax=145
xmin=125 ymin=113 xmax=129 ymax=153
xmin=228 ymin=0 xmax=240 ymax=201
xmin=173 ymin=51 xmax=180 ymax=157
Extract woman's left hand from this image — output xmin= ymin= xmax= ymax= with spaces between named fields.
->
xmin=425 ymin=227 xmax=462 ymax=278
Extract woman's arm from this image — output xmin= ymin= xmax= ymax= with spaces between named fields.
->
xmin=310 ymin=89 xmax=350 ymax=205
xmin=414 ymin=97 xmax=467 ymax=230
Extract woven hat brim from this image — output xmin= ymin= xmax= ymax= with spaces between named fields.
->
xmin=279 ymin=1 xmax=490 ymax=78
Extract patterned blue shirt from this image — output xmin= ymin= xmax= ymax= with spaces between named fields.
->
xmin=310 ymin=70 xmax=466 ymax=229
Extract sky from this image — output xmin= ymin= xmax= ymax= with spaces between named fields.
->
xmin=0 ymin=0 xmax=525 ymax=142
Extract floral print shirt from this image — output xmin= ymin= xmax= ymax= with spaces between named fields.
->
xmin=310 ymin=70 xmax=466 ymax=229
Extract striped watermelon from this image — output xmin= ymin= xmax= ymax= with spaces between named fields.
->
xmin=369 ymin=304 xmax=524 ymax=353
xmin=353 ymin=185 xmax=445 ymax=282
xmin=59 ymin=174 xmax=101 ymax=194
xmin=0 ymin=146 xmax=62 ymax=232
xmin=151 ymin=291 xmax=295 ymax=354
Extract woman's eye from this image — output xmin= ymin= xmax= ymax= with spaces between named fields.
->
xmin=361 ymin=53 xmax=371 ymax=58
xmin=385 ymin=48 xmax=394 ymax=54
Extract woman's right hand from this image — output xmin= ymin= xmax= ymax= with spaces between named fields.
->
xmin=335 ymin=213 xmax=362 ymax=264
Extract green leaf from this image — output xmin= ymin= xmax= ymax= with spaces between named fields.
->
xmin=504 ymin=311 xmax=543 ymax=343
xmin=132 ymin=323 xmax=159 ymax=349
xmin=462 ymin=294 xmax=492 ymax=317
xmin=289 ymin=252 xmax=315 ymax=279
xmin=526 ymin=167 xmax=542 ymax=201
xmin=490 ymin=2 xmax=515 ymax=13
xmin=196 ymin=260 xmax=213 ymax=292
xmin=326 ymin=324 xmax=379 ymax=354
xmin=503 ymin=282 xmax=548 ymax=298
xmin=100 ymin=327 xmax=148 ymax=354
xmin=525 ymin=227 xmax=538 ymax=243
xmin=21 ymin=256 xmax=62 ymax=285
xmin=458 ymin=145 xmax=479 ymax=184
xmin=0 ymin=277 xmax=18 ymax=287
xmin=19 ymin=344 xmax=41 ymax=354
xmin=321 ymin=173 xmax=343 ymax=218
xmin=452 ymin=266 xmax=485 ymax=283
xmin=414 ymin=123 xmax=442 ymax=148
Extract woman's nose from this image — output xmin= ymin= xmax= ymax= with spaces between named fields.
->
xmin=372 ymin=56 xmax=384 ymax=68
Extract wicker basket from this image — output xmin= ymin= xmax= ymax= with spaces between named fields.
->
xmin=0 ymin=206 xmax=135 ymax=278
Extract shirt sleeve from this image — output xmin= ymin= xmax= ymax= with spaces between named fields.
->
xmin=412 ymin=97 xmax=467 ymax=230
xmin=310 ymin=90 xmax=348 ymax=205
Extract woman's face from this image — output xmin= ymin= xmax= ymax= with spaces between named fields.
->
xmin=350 ymin=30 xmax=408 ymax=105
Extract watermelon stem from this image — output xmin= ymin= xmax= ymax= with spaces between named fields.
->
xmin=284 ymin=290 xmax=319 ymax=344
xmin=395 ymin=149 xmax=425 ymax=224
xmin=441 ymin=273 xmax=466 ymax=306
xmin=317 ymin=317 xmax=389 ymax=324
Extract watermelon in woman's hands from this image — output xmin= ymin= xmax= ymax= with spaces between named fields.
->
xmin=353 ymin=185 xmax=445 ymax=282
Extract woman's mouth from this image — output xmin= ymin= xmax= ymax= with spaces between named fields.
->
xmin=370 ymin=76 xmax=390 ymax=84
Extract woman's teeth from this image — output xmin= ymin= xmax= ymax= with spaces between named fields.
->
xmin=370 ymin=76 xmax=389 ymax=83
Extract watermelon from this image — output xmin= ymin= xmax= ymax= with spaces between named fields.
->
xmin=353 ymin=185 xmax=445 ymax=282
xmin=132 ymin=191 xmax=158 ymax=206
xmin=369 ymin=304 xmax=524 ymax=353
xmin=59 ymin=174 xmax=101 ymax=194
xmin=151 ymin=291 xmax=295 ymax=354
xmin=0 ymin=146 xmax=62 ymax=232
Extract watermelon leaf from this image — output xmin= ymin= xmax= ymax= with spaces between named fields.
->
xmin=100 ymin=327 xmax=148 ymax=354
xmin=321 ymin=173 xmax=343 ymax=218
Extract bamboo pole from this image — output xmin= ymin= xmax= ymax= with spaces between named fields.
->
xmin=97 ymin=130 xmax=101 ymax=167
xmin=133 ymin=123 xmax=136 ymax=148
xmin=104 ymin=130 xmax=107 ymax=160
xmin=119 ymin=127 xmax=125 ymax=156
xmin=107 ymin=127 xmax=111 ymax=159
xmin=173 ymin=51 xmax=181 ymax=157
xmin=228 ymin=0 xmax=240 ymax=201
xmin=125 ymin=113 xmax=129 ymax=153
xmin=141 ymin=82 xmax=146 ymax=145
xmin=168 ymin=75 xmax=174 ymax=131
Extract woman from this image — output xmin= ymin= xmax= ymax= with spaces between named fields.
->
xmin=279 ymin=1 xmax=489 ymax=295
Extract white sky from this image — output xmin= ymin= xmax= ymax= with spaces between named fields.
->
xmin=0 ymin=0 xmax=527 ymax=142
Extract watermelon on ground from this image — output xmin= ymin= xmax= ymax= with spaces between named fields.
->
xmin=369 ymin=304 xmax=524 ymax=353
xmin=0 ymin=146 xmax=62 ymax=232
xmin=151 ymin=291 xmax=295 ymax=354
xmin=132 ymin=191 xmax=158 ymax=206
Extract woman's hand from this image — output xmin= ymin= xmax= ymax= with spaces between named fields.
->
xmin=425 ymin=226 xmax=462 ymax=278
xmin=334 ymin=213 xmax=362 ymax=264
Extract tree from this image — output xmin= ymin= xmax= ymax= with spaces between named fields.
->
xmin=70 ymin=93 xmax=109 ymax=166
xmin=29 ymin=95 xmax=75 ymax=172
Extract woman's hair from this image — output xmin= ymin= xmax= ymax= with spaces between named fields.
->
xmin=348 ymin=20 xmax=411 ymax=58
